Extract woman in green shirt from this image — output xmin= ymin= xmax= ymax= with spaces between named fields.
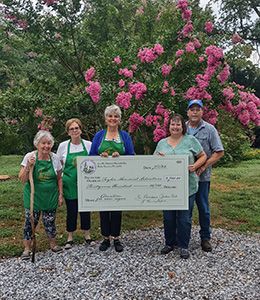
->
xmin=19 ymin=130 xmax=63 ymax=260
xmin=154 ymin=113 xmax=206 ymax=259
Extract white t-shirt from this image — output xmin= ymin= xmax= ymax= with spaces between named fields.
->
xmin=21 ymin=151 xmax=62 ymax=174
xmin=56 ymin=139 xmax=92 ymax=164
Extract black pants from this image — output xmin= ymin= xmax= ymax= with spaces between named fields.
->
xmin=65 ymin=199 xmax=91 ymax=232
xmin=100 ymin=211 xmax=122 ymax=237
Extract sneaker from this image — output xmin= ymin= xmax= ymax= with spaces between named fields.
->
xmin=99 ymin=239 xmax=110 ymax=251
xmin=180 ymin=248 xmax=190 ymax=259
xmin=160 ymin=245 xmax=174 ymax=255
xmin=201 ymin=240 xmax=212 ymax=252
xmin=114 ymin=239 xmax=124 ymax=252
xmin=21 ymin=250 xmax=31 ymax=260
xmin=64 ymin=240 xmax=74 ymax=250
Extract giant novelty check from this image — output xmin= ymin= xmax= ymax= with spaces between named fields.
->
xmin=77 ymin=155 xmax=189 ymax=211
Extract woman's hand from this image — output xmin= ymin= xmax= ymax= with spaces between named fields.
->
xmin=100 ymin=152 xmax=109 ymax=158
xmin=27 ymin=154 xmax=36 ymax=168
xmin=112 ymin=151 xmax=120 ymax=157
xmin=196 ymin=165 xmax=206 ymax=176
xmin=155 ymin=151 xmax=165 ymax=156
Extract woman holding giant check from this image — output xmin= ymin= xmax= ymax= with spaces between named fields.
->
xmin=89 ymin=104 xmax=135 ymax=252
xmin=155 ymin=113 xmax=206 ymax=259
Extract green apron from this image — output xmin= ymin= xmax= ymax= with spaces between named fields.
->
xmin=63 ymin=140 xmax=88 ymax=200
xmin=98 ymin=131 xmax=125 ymax=155
xmin=23 ymin=152 xmax=58 ymax=211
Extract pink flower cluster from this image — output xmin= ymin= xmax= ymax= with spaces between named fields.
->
xmin=113 ymin=56 xmax=122 ymax=65
xmin=34 ymin=108 xmax=43 ymax=118
xmin=145 ymin=115 xmax=160 ymax=127
xmin=85 ymin=67 xmax=95 ymax=82
xmin=85 ymin=81 xmax=101 ymax=103
xmin=182 ymin=21 xmax=193 ymax=37
xmin=162 ymin=81 xmax=169 ymax=94
xmin=205 ymin=21 xmax=214 ymax=33
xmin=217 ymin=64 xmax=230 ymax=84
xmin=232 ymin=33 xmax=243 ymax=44
xmin=153 ymin=126 xmax=167 ymax=142
xmin=176 ymin=49 xmax=184 ymax=57
xmin=116 ymin=91 xmax=132 ymax=109
xmin=177 ymin=0 xmax=192 ymax=22
xmin=118 ymin=68 xmax=133 ymax=78
xmin=43 ymin=0 xmax=57 ymax=6
xmin=128 ymin=113 xmax=144 ymax=133
xmin=137 ymin=43 xmax=164 ymax=63
xmin=129 ymin=82 xmax=147 ymax=100
xmin=196 ymin=74 xmax=210 ymax=89
xmin=185 ymin=41 xmax=196 ymax=53
xmin=222 ymin=87 xmax=235 ymax=101
xmin=118 ymin=79 xmax=125 ymax=88
xmin=161 ymin=64 xmax=172 ymax=77
xmin=202 ymin=107 xmax=218 ymax=125
xmin=186 ymin=86 xmax=212 ymax=101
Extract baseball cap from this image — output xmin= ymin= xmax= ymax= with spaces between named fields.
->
xmin=187 ymin=99 xmax=203 ymax=109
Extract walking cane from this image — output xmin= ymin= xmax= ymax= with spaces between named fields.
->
xmin=29 ymin=164 xmax=36 ymax=263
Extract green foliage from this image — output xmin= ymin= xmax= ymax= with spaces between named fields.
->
xmin=217 ymin=111 xmax=251 ymax=165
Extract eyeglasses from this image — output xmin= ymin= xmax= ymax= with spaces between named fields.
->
xmin=69 ymin=126 xmax=80 ymax=131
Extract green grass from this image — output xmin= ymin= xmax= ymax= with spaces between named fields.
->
xmin=0 ymin=155 xmax=259 ymax=258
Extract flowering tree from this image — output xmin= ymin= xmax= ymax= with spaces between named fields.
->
xmin=0 ymin=0 xmax=259 ymax=156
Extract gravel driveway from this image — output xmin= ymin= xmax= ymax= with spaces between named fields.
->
xmin=0 ymin=227 xmax=259 ymax=300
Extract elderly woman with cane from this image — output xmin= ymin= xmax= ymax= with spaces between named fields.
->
xmin=90 ymin=104 xmax=135 ymax=252
xmin=19 ymin=130 xmax=63 ymax=260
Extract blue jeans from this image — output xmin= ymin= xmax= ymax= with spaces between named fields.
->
xmin=163 ymin=194 xmax=196 ymax=249
xmin=193 ymin=181 xmax=211 ymax=240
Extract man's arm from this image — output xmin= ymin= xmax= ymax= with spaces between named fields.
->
xmin=196 ymin=150 xmax=224 ymax=176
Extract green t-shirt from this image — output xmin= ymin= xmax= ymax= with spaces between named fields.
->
xmin=154 ymin=134 xmax=203 ymax=196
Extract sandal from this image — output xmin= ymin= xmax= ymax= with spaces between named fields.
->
xmin=20 ymin=250 xmax=31 ymax=260
xmin=51 ymin=245 xmax=63 ymax=253
xmin=85 ymin=239 xmax=95 ymax=246
xmin=64 ymin=240 xmax=74 ymax=250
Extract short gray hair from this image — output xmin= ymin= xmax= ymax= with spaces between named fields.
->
xmin=104 ymin=104 xmax=122 ymax=120
xmin=33 ymin=130 xmax=54 ymax=148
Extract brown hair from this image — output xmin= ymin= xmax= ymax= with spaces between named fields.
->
xmin=65 ymin=118 xmax=83 ymax=133
xmin=169 ymin=113 xmax=187 ymax=135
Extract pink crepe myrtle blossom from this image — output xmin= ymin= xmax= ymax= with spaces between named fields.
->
xmin=86 ymin=81 xmax=101 ymax=103
xmin=193 ymin=38 xmax=201 ymax=49
xmin=217 ymin=64 xmax=230 ymax=84
xmin=232 ymin=33 xmax=243 ymax=44
xmin=43 ymin=0 xmax=57 ymax=5
xmin=182 ymin=9 xmax=192 ymax=21
xmin=118 ymin=79 xmax=125 ymax=88
xmin=137 ymin=44 xmax=164 ymax=63
xmin=202 ymin=108 xmax=218 ymax=125
xmin=196 ymin=74 xmax=209 ymax=89
xmin=17 ymin=19 xmax=28 ymax=29
xmin=177 ymin=0 xmax=189 ymax=11
xmin=162 ymin=81 xmax=169 ymax=94
xmin=181 ymin=21 xmax=193 ymax=37
xmin=185 ymin=42 xmax=196 ymax=53
xmin=199 ymin=56 xmax=205 ymax=63
xmin=129 ymin=82 xmax=147 ymax=100
xmin=128 ymin=113 xmax=144 ymax=132
xmin=237 ymin=110 xmax=251 ymax=126
xmin=185 ymin=86 xmax=212 ymax=101
xmin=153 ymin=43 xmax=164 ymax=55
xmin=156 ymin=103 xmax=168 ymax=116
xmin=205 ymin=21 xmax=214 ymax=33
xmin=118 ymin=68 xmax=133 ymax=78
xmin=145 ymin=115 xmax=160 ymax=127
xmin=176 ymin=49 xmax=184 ymax=57
xmin=131 ymin=64 xmax=137 ymax=71
xmin=85 ymin=67 xmax=95 ymax=83
xmin=170 ymin=88 xmax=176 ymax=96
xmin=34 ymin=108 xmax=43 ymax=118
xmin=175 ymin=58 xmax=182 ymax=66
xmin=113 ymin=56 xmax=122 ymax=65
xmin=116 ymin=91 xmax=132 ymax=109
xmin=222 ymin=87 xmax=235 ymax=101
xmin=161 ymin=64 xmax=172 ymax=77
xmin=153 ymin=125 xmax=167 ymax=142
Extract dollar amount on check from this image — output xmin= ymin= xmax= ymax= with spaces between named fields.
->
xmin=77 ymin=155 xmax=189 ymax=211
